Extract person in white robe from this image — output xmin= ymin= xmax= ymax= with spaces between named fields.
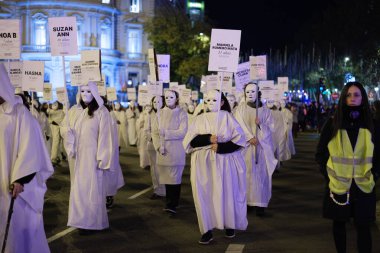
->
xmin=187 ymin=103 xmax=196 ymax=125
xmin=126 ymin=100 xmax=139 ymax=146
xmin=183 ymin=89 xmax=248 ymax=244
xmin=280 ymin=101 xmax=296 ymax=158
xmin=112 ymin=102 xmax=128 ymax=149
xmin=152 ymin=90 xmax=188 ymax=214
xmin=48 ymin=101 xmax=65 ymax=165
xmin=63 ymin=82 xmax=114 ymax=233
xmin=234 ymin=83 xmax=278 ymax=216
xmin=0 ymin=63 xmax=53 ymax=253
xmin=144 ymin=96 xmax=166 ymax=199
xmin=136 ymin=105 xmax=150 ymax=169
xmin=227 ymin=94 xmax=238 ymax=113
xmin=31 ymin=99 xmax=52 ymax=153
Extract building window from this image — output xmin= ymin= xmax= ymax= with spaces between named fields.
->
xmin=130 ymin=0 xmax=140 ymax=13
xmin=34 ymin=20 xmax=47 ymax=46
xmin=102 ymin=0 xmax=110 ymax=4
xmin=100 ymin=19 xmax=112 ymax=49
xmin=127 ymin=27 xmax=142 ymax=57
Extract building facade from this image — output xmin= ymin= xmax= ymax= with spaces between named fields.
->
xmin=0 ymin=0 xmax=155 ymax=102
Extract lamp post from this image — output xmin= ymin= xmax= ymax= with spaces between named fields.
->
xmin=344 ymin=57 xmax=349 ymax=68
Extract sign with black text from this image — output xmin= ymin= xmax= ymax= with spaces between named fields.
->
xmin=157 ymin=54 xmax=170 ymax=82
xmin=70 ymin=61 xmax=83 ymax=86
xmin=81 ymin=50 xmax=101 ymax=83
xmin=250 ymin=55 xmax=267 ymax=81
xmin=0 ymin=19 xmax=21 ymax=59
xmin=43 ymin=83 xmax=52 ymax=101
xmin=5 ymin=61 xmax=22 ymax=88
xmin=234 ymin=61 xmax=250 ymax=91
xmin=22 ymin=61 xmax=44 ymax=92
xmin=48 ymin=17 xmax=78 ymax=56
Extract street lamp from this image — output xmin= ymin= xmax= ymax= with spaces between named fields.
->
xmin=344 ymin=57 xmax=350 ymax=67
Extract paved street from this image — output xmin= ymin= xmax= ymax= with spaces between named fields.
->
xmin=44 ymin=132 xmax=380 ymax=253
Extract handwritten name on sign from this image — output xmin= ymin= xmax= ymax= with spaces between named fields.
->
xmin=48 ymin=17 xmax=78 ymax=56
xmin=0 ymin=19 xmax=21 ymax=59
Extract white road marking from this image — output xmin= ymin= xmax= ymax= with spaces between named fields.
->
xmin=225 ymin=244 xmax=245 ymax=253
xmin=47 ymin=187 xmax=152 ymax=243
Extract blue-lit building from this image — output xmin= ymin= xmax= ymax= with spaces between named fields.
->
xmin=0 ymin=0 xmax=155 ymax=102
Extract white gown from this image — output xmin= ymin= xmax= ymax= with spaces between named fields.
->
xmin=111 ymin=110 xmax=128 ymax=148
xmin=270 ymin=109 xmax=288 ymax=161
xmin=126 ymin=107 xmax=139 ymax=146
xmin=152 ymin=107 xmax=187 ymax=184
xmin=183 ymin=111 xmax=248 ymax=234
xmin=66 ymin=106 xmax=113 ymax=230
xmin=0 ymin=102 xmax=53 ymax=253
xmin=234 ymin=104 xmax=277 ymax=207
xmin=282 ymin=108 xmax=296 ymax=158
xmin=48 ymin=109 xmax=65 ymax=160
xmin=31 ymin=109 xmax=52 ymax=155
xmin=136 ymin=111 xmax=150 ymax=168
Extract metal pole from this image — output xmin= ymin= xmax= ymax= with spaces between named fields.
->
xmin=1 ymin=195 xmax=15 ymax=253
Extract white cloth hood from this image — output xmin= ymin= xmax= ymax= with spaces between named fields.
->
xmin=0 ymin=63 xmax=18 ymax=107
xmin=87 ymin=81 xmax=104 ymax=107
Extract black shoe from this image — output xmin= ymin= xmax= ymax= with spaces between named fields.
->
xmin=225 ymin=229 xmax=235 ymax=238
xmin=61 ymin=152 xmax=66 ymax=161
xmin=106 ymin=196 xmax=114 ymax=209
xmin=256 ymin=207 xmax=265 ymax=217
xmin=198 ymin=231 xmax=213 ymax=245
xmin=78 ymin=229 xmax=95 ymax=235
xmin=150 ymin=193 xmax=163 ymax=200
xmin=163 ymin=207 xmax=177 ymax=214
xmin=144 ymin=166 xmax=151 ymax=171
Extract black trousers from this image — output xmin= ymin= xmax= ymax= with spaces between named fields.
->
xmin=333 ymin=220 xmax=372 ymax=253
xmin=165 ymin=184 xmax=181 ymax=210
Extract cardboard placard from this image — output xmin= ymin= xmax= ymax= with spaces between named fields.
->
xmin=106 ymin=87 xmax=117 ymax=101
xmin=43 ymin=83 xmax=52 ymax=101
xmin=208 ymin=29 xmax=241 ymax=72
xmin=22 ymin=61 xmax=44 ymax=92
xmin=5 ymin=61 xmax=22 ymax=88
xmin=157 ymin=54 xmax=170 ymax=82
xmin=81 ymin=50 xmax=101 ymax=83
xmin=127 ymin=87 xmax=137 ymax=101
xmin=250 ymin=55 xmax=267 ymax=81
xmin=70 ymin=61 xmax=83 ymax=86
xmin=234 ymin=61 xmax=250 ymax=91
xmin=138 ymin=85 xmax=152 ymax=106
xmin=56 ymin=87 xmax=67 ymax=103
xmin=0 ymin=19 xmax=21 ymax=59
xmin=48 ymin=17 xmax=78 ymax=56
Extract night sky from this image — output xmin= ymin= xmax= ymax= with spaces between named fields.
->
xmin=204 ymin=0 xmax=332 ymax=54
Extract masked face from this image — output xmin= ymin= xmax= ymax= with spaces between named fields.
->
xmin=188 ymin=104 xmax=195 ymax=113
xmin=205 ymin=90 xmax=221 ymax=112
xmin=52 ymin=102 xmax=59 ymax=110
xmin=145 ymin=105 xmax=152 ymax=112
xmin=280 ymin=100 xmax=286 ymax=108
xmin=165 ymin=91 xmax=177 ymax=108
xmin=227 ymin=95 xmax=236 ymax=108
xmin=81 ymin=86 xmax=94 ymax=104
xmin=153 ymin=96 xmax=163 ymax=110
xmin=115 ymin=102 xmax=121 ymax=110
xmin=266 ymin=100 xmax=274 ymax=109
xmin=245 ymin=84 xmax=257 ymax=103
xmin=32 ymin=100 xmax=39 ymax=108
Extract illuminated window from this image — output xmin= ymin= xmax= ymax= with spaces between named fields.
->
xmin=101 ymin=19 xmax=112 ymax=49
xmin=130 ymin=0 xmax=140 ymax=13
xmin=35 ymin=21 xmax=46 ymax=46
xmin=102 ymin=0 xmax=110 ymax=4
xmin=127 ymin=27 xmax=142 ymax=56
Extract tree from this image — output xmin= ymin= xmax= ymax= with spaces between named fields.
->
xmin=144 ymin=7 xmax=211 ymax=86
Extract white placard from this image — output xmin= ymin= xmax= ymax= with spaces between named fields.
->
xmin=206 ymin=75 xmax=218 ymax=91
xmin=250 ymin=55 xmax=267 ymax=81
xmin=22 ymin=61 xmax=44 ymax=92
xmin=127 ymin=87 xmax=137 ymax=101
xmin=259 ymin=80 xmax=275 ymax=101
xmin=148 ymin=49 xmax=157 ymax=81
xmin=138 ymin=85 xmax=152 ymax=106
xmin=43 ymin=83 xmax=52 ymax=101
xmin=96 ymin=81 xmax=106 ymax=96
xmin=234 ymin=61 xmax=250 ymax=91
xmin=170 ymin=82 xmax=178 ymax=88
xmin=106 ymin=87 xmax=117 ymax=101
xmin=48 ymin=17 xmax=78 ymax=56
xmin=218 ymin=72 xmax=233 ymax=93
xmin=191 ymin=90 xmax=199 ymax=100
xmin=56 ymin=87 xmax=67 ymax=103
xmin=0 ymin=19 xmax=21 ymax=59
xmin=179 ymin=88 xmax=191 ymax=104
xmin=70 ymin=61 xmax=83 ymax=86
xmin=5 ymin=61 xmax=22 ymax=88
xmin=81 ymin=50 xmax=101 ymax=83
xmin=208 ymin=29 xmax=241 ymax=72
xmin=149 ymin=81 xmax=163 ymax=96
xmin=277 ymin=76 xmax=289 ymax=98
xmin=157 ymin=54 xmax=170 ymax=82
xmin=178 ymin=84 xmax=186 ymax=91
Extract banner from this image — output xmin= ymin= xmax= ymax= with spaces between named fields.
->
xmin=5 ymin=61 xmax=22 ymax=88
xmin=0 ymin=19 xmax=21 ymax=59
xmin=157 ymin=54 xmax=170 ymax=82
xmin=81 ymin=50 xmax=101 ymax=83
xmin=106 ymin=87 xmax=117 ymax=101
xmin=48 ymin=17 xmax=78 ymax=56
xmin=56 ymin=87 xmax=67 ymax=103
xmin=234 ymin=61 xmax=250 ymax=91
xmin=208 ymin=29 xmax=241 ymax=72
xmin=22 ymin=61 xmax=44 ymax=92
xmin=148 ymin=48 xmax=157 ymax=81
xmin=138 ymin=85 xmax=152 ymax=106
xmin=43 ymin=83 xmax=52 ymax=101
xmin=250 ymin=55 xmax=267 ymax=81
xmin=70 ymin=61 xmax=83 ymax=86
xmin=127 ymin=87 xmax=137 ymax=101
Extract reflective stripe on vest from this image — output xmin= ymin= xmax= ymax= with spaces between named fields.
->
xmin=327 ymin=128 xmax=374 ymax=194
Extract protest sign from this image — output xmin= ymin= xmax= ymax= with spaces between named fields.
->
xmin=22 ymin=61 xmax=44 ymax=92
xmin=5 ymin=61 xmax=22 ymax=88
xmin=0 ymin=19 xmax=21 ymax=59
xmin=48 ymin=17 xmax=78 ymax=56
xmin=250 ymin=55 xmax=267 ymax=81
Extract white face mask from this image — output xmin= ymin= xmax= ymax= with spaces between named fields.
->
xmin=165 ymin=91 xmax=177 ymax=108
xmin=81 ymin=86 xmax=94 ymax=104
xmin=227 ymin=95 xmax=236 ymax=108
xmin=145 ymin=105 xmax=152 ymax=112
xmin=245 ymin=84 xmax=257 ymax=103
xmin=188 ymin=104 xmax=195 ymax=113
xmin=32 ymin=100 xmax=39 ymax=108
xmin=280 ymin=100 xmax=286 ymax=108
xmin=267 ymin=101 xmax=274 ymax=109
xmin=52 ymin=103 xmax=58 ymax=110
xmin=153 ymin=96 xmax=163 ymax=110
xmin=205 ymin=90 xmax=221 ymax=112
xmin=115 ymin=103 xmax=121 ymax=110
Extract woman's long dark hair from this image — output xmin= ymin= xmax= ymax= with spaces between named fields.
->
xmin=220 ymin=92 xmax=231 ymax=112
xmin=80 ymin=98 xmax=99 ymax=117
xmin=331 ymin=81 xmax=373 ymax=137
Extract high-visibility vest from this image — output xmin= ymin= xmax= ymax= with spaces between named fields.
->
xmin=327 ymin=128 xmax=375 ymax=194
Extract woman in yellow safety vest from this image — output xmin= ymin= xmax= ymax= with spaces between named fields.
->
xmin=316 ymin=81 xmax=379 ymax=253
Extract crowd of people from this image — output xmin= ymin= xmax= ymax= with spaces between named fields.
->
xmin=1 ymin=60 xmax=378 ymax=252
